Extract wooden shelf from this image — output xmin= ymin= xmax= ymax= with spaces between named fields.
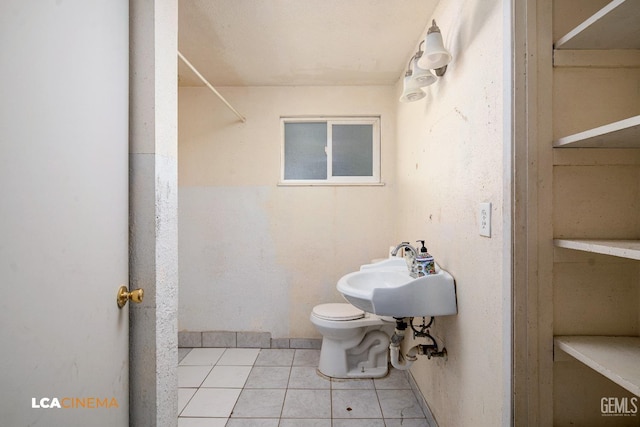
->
xmin=555 ymin=0 xmax=640 ymax=50
xmin=552 ymin=0 xmax=640 ymax=411
xmin=553 ymin=239 xmax=640 ymax=260
xmin=555 ymin=336 xmax=640 ymax=396
xmin=553 ymin=116 xmax=640 ymax=148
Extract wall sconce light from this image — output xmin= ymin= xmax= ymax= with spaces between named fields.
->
xmin=399 ymin=20 xmax=452 ymax=103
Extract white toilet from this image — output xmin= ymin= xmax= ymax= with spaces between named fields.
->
xmin=310 ymin=303 xmax=396 ymax=379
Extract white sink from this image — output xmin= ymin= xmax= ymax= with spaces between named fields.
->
xmin=337 ymin=258 xmax=457 ymax=317
xmin=359 ymin=257 xmax=408 ymax=271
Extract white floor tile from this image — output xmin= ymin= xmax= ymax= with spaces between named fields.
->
xmin=201 ymin=365 xmax=252 ymax=388
xmin=331 ymin=389 xmax=383 ymax=419
xmin=255 ymin=349 xmax=295 ymax=366
xmin=178 ymin=388 xmax=197 ymax=415
xmin=217 ymin=348 xmax=261 ymax=366
xmin=244 ymin=366 xmax=291 ymax=389
xmin=225 ymin=418 xmax=280 ymax=426
xmin=279 ymin=419 xmax=331 ymax=427
xmin=330 ymin=378 xmax=375 ymax=390
xmin=179 ymin=348 xmax=226 ymax=366
xmin=178 ymin=347 xmax=193 ymax=363
xmin=178 ymin=417 xmax=228 ymax=427
xmin=377 ymin=389 xmax=425 ymax=419
xmin=282 ymin=389 xmax=331 ymax=419
xmin=383 ymin=419 xmax=431 ymax=427
xmin=373 ymin=368 xmax=411 ymax=389
xmin=231 ymin=388 xmax=286 ymax=418
xmin=292 ymin=349 xmax=320 ymax=367
xmin=175 ymin=347 xmax=431 ymax=425
xmin=288 ymin=366 xmax=330 ymax=389
xmin=179 ymin=366 xmax=214 ymax=388
xmin=333 ymin=420 xmax=385 ymax=427
xmin=181 ymin=388 xmax=242 ymax=417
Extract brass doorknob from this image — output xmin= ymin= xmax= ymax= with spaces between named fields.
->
xmin=117 ymin=285 xmax=144 ymax=309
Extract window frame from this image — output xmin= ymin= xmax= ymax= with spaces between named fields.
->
xmin=279 ymin=116 xmax=381 ymax=186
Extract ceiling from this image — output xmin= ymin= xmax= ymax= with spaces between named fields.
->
xmin=178 ymin=0 xmax=439 ymax=87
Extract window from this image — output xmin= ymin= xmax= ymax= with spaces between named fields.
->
xmin=280 ymin=117 xmax=381 ymax=185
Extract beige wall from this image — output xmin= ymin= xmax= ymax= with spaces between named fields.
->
xmin=394 ymin=0 xmax=507 ymax=425
xmin=178 ymin=86 xmax=397 ymax=338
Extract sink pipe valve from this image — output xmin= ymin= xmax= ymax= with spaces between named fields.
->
xmin=411 ymin=316 xmax=448 ymax=359
xmin=389 ymin=317 xmax=447 ymax=370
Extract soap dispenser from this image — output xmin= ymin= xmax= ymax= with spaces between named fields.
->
xmin=415 ymin=240 xmax=436 ymax=276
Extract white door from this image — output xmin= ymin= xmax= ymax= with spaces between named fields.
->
xmin=0 ymin=1 xmax=130 ymax=426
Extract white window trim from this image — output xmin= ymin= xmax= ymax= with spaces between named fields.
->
xmin=279 ymin=116 xmax=381 ymax=186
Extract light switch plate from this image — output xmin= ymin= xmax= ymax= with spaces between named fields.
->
xmin=479 ymin=202 xmax=491 ymax=237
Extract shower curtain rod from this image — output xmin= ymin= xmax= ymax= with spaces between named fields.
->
xmin=177 ymin=51 xmax=247 ymax=123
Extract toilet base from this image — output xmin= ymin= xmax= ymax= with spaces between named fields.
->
xmin=317 ymin=329 xmax=392 ymax=379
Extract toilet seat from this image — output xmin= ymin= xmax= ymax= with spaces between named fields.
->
xmin=312 ymin=303 xmax=364 ymax=321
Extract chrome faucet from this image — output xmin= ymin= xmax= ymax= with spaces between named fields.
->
xmin=391 ymin=242 xmax=419 ymax=278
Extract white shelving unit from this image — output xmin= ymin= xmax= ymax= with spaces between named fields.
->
xmin=553 ymin=0 xmax=640 ymax=149
xmin=553 ymin=239 xmax=640 ymax=261
xmin=553 ymin=116 xmax=640 ymax=148
xmin=553 ymin=238 xmax=640 ymax=395
xmin=552 ymin=0 xmax=640 ymax=399
xmin=555 ymin=336 xmax=640 ymax=396
xmin=554 ymin=0 xmax=640 ymax=50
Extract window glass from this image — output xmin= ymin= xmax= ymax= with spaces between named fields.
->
xmin=332 ymin=124 xmax=373 ymax=177
xmin=283 ymin=122 xmax=327 ymax=180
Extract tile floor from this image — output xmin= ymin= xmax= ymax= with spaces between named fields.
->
xmin=178 ymin=347 xmax=432 ymax=426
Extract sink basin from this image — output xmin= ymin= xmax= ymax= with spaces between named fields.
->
xmin=337 ymin=259 xmax=457 ymax=317
xmin=359 ymin=257 xmax=408 ymax=271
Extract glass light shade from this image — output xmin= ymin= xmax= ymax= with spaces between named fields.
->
xmin=399 ymin=74 xmax=426 ymax=103
xmin=411 ymin=57 xmax=436 ymax=87
xmin=417 ymin=30 xmax=452 ymax=70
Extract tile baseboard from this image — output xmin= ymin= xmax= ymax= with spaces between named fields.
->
xmin=178 ymin=330 xmax=321 ymax=350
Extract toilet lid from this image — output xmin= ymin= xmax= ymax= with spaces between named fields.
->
xmin=313 ymin=303 xmax=365 ymax=321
